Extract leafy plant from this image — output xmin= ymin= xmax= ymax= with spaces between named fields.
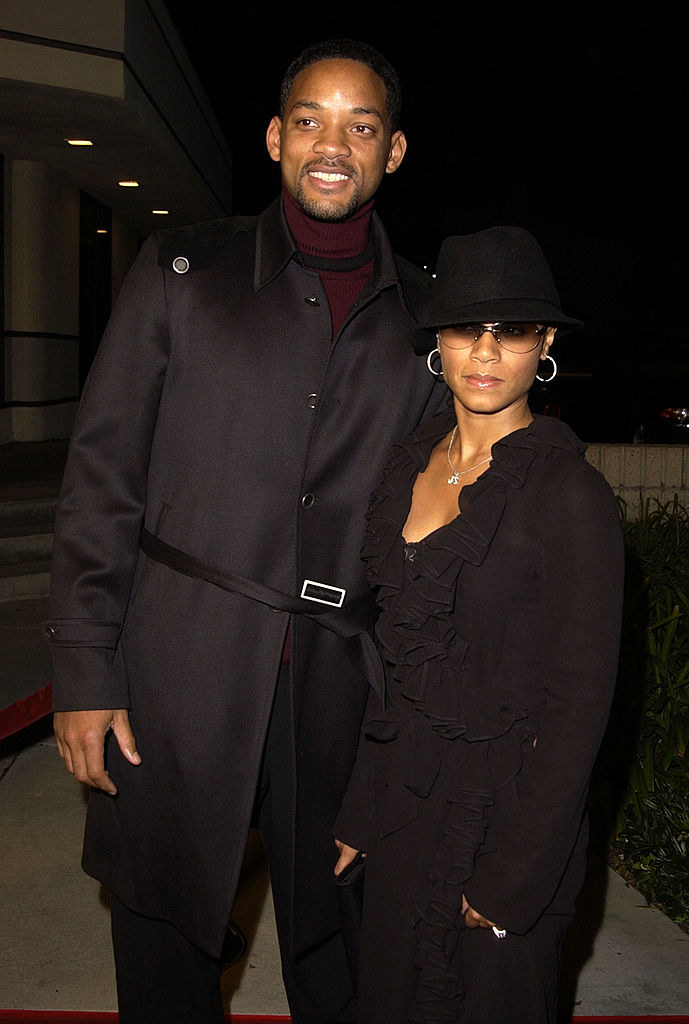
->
xmin=591 ymin=496 xmax=689 ymax=931
xmin=610 ymin=770 xmax=689 ymax=931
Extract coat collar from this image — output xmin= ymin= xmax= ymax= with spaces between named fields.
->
xmin=254 ymin=195 xmax=408 ymax=304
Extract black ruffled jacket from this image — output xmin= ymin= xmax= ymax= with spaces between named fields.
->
xmin=335 ymin=409 xmax=624 ymax=968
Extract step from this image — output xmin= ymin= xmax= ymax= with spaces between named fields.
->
xmin=0 ymin=561 xmax=51 ymax=602
xmin=0 ymin=496 xmax=57 ymax=530
xmin=0 ymin=531 xmax=53 ymax=565
xmin=0 ymin=497 xmax=56 ymax=601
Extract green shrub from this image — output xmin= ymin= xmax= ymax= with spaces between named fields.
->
xmin=610 ymin=771 xmax=689 ymax=931
xmin=592 ymin=496 xmax=689 ymax=931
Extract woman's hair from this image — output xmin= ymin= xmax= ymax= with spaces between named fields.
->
xmin=278 ymin=39 xmax=402 ymax=132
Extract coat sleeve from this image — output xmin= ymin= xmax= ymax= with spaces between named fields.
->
xmin=333 ymin=685 xmax=387 ymax=852
xmin=45 ymin=234 xmax=170 ymax=711
xmin=463 ymin=463 xmax=625 ymax=934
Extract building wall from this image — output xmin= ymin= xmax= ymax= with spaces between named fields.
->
xmin=2 ymin=158 xmax=80 ymax=442
xmin=586 ymin=443 xmax=689 ymax=517
xmin=0 ymin=0 xmax=231 ymax=229
xmin=0 ymin=0 xmax=126 ymax=50
xmin=0 ymin=0 xmax=232 ymax=445
xmin=111 ymin=212 xmax=140 ymax=301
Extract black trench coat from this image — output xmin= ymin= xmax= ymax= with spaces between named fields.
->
xmin=45 ymin=197 xmax=444 ymax=958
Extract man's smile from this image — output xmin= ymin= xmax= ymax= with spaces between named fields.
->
xmin=309 ymin=170 xmax=350 ymax=182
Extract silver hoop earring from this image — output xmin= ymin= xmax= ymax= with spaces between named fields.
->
xmin=536 ymin=354 xmax=557 ymax=383
xmin=426 ymin=347 xmax=443 ymax=377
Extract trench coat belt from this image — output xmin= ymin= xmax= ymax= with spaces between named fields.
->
xmin=139 ymin=526 xmax=385 ymax=701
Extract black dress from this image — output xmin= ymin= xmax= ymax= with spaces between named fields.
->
xmin=335 ymin=410 xmax=625 ymax=1023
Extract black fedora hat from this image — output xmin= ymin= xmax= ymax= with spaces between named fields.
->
xmin=422 ymin=226 xmax=583 ymax=330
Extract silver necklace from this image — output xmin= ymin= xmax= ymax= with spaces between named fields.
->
xmin=446 ymin=425 xmax=492 ymax=485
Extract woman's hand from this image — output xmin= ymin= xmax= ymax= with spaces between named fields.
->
xmin=461 ymin=894 xmax=499 ymax=930
xmin=334 ymin=839 xmax=361 ymax=877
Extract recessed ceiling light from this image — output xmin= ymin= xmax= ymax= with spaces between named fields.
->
xmin=152 ymin=209 xmax=169 ymax=215
xmin=118 ymin=180 xmax=139 ymax=187
xmin=96 ymin=229 xmax=108 ymax=234
xmin=65 ymin=139 xmax=93 ymax=146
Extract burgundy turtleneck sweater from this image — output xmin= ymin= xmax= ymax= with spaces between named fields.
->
xmin=281 ymin=185 xmax=376 ymax=662
xmin=282 ymin=184 xmax=375 ymax=337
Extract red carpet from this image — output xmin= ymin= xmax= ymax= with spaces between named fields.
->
xmin=1 ymin=1013 xmax=688 ymax=1023
xmin=0 ymin=1015 xmax=290 ymax=1023
xmin=0 ymin=681 xmax=52 ymax=741
xmin=0 ymin=1017 xmax=292 ymax=1023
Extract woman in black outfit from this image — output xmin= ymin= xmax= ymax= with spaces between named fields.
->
xmin=334 ymin=226 xmax=625 ymax=1024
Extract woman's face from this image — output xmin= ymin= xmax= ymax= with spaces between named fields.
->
xmin=437 ymin=324 xmax=556 ymax=418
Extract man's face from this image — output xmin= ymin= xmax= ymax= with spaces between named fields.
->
xmin=266 ymin=58 xmax=407 ymax=221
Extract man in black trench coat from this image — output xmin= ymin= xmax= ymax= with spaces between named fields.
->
xmin=46 ymin=38 xmax=444 ymax=1024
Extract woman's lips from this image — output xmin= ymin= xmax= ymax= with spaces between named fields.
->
xmin=464 ymin=374 xmax=502 ymax=389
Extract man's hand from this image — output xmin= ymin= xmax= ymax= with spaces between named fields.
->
xmin=334 ymin=839 xmax=361 ymax=877
xmin=54 ymin=708 xmax=141 ymax=795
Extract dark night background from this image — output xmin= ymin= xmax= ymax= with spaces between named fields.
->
xmin=162 ymin=4 xmax=683 ymax=444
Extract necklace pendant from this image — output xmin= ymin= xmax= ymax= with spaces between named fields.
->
xmin=448 ymin=471 xmax=460 ymax=485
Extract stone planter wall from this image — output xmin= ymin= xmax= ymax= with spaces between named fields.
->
xmin=586 ymin=444 xmax=689 ymax=517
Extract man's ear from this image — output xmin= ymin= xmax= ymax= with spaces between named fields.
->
xmin=266 ymin=116 xmax=282 ymax=163
xmin=385 ymin=130 xmax=407 ymax=174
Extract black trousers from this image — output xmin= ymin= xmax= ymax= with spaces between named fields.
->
xmin=110 ymin=893 xmax=224 ymax=1024
xmin=110 ymin=664 xmax=356 ymax=1024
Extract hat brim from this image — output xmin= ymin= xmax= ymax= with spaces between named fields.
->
xmin=420 ymin=298 xmax=583 ymax=331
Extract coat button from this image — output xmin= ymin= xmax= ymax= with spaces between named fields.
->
xmin=304 ymin=296 xmax=320 ymax=306
xmin=44 ymin=625 xmax=58 ymax=638
xmin=306 ymin=394 xmax=317 ymax=409
xmin=301 ymin=493 xmax=315 ymax=508
xmin=172 ymin=256 xmax=189 ymax=274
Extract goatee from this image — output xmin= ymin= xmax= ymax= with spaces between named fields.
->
xmin=296 ymin=189 xmax=360 ymax=222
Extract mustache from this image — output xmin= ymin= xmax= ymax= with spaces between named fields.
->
xmin=302 ymin=158 xmax=358 ymax=177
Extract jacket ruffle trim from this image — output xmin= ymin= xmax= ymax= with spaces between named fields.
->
xmin=363 ymin=412 xmax=582 ymax=745
xmin=410 ymin=782 xmax=493 ymax=1021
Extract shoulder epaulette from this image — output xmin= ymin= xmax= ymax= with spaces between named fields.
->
xmin=157 ymin=216 xmax=256 ymax=274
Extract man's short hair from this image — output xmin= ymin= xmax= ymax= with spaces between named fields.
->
xmin=279 ymin=39 xmax=402 ymax=132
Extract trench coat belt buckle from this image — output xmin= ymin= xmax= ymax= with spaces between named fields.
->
xmin=300 ymin=579 xmax=346 ymax=608
xmin=139 ymin=526 xmax=350 ymax=617
xmin=138 ymin=526 xmax=384 ymax=701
